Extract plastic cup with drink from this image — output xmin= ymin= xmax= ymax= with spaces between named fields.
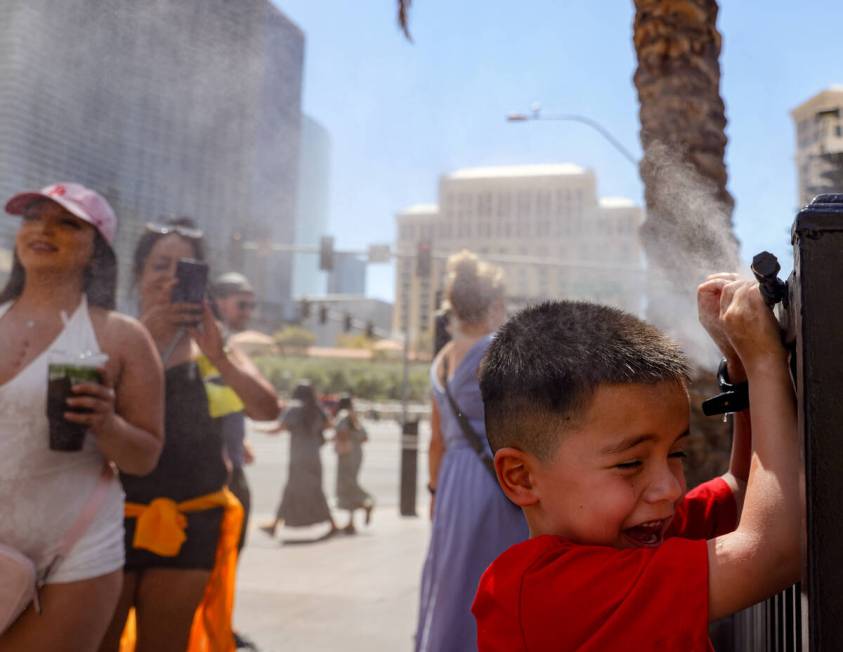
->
xmin=46 ymin=351 xmax=109 ymax=452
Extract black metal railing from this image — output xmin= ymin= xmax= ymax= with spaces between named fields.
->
xmin=729 ymin=586 xmax=802 ymax=651
xmin=710 ymin=194 xmax=843 ymax=650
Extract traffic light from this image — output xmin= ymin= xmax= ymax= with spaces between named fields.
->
xmin=365 ymin=321 xmax=375 ymax=339
xmin=343 ymin=313 xmax=353 ymax=333
xmin=319 ymin=236 xmax=335 ymax=271
xmin=416 ymin=240 xmax=432 ymax=278
xmin=300 ymin=299 xmax=311 ymax=320
xmin=318 ymin=305 xmax=328 ymax=325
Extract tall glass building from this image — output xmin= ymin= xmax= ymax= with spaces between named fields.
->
xmin=0 ymin=1 xmax=304 ymax=320
xmin=292 ymin=115 xmax=332 ymax=300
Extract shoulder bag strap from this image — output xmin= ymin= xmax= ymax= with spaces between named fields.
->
xmin=46 ymin=464 xmax=116 ymax=577
xmin=441 ymin=356 xmax=497 ymax=481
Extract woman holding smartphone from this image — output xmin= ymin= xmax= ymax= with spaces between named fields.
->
xmin=99 ymin=217 xmax=276 ymax=652
xmin=0 ymin=183 xmax=164 ymax=651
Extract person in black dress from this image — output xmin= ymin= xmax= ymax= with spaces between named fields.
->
xmin=260 ymin=382 xmax=338 ymax=538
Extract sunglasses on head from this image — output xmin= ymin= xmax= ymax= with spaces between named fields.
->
xmin=145 ymin=222 xmax=204 ymax=239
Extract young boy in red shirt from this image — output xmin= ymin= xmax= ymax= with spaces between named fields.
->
xmin=473 ymin=277 xmax=800 ymax=651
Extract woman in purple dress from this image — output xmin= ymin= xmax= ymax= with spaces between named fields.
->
xmin=415 ymin=251 xmax=529 ymax=652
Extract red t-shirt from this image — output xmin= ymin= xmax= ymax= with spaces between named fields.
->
xmin=472 ymin=477 xmax=737 ymax=652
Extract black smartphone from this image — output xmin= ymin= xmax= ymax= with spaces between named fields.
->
xmin=171 ymin=258 xmax=209 ymax=304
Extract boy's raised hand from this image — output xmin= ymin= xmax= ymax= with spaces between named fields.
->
xmin=698 ymin=273 xmax=745 ymax=380
xmin=717 ymin=280 xmax=785 ymax=371
xmin=707 ymin=277 xmax=799 ymax=622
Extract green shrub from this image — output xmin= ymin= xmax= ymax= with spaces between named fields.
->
xmin=254 ymin=354 xmax=431 ymax=402
xmin=272 ymin=326 xmax=316 ymax=355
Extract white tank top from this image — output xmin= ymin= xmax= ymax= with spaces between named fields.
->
xmin=0 ymin=296 xmax=124 ymax=580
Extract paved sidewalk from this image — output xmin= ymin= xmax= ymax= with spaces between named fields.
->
xmin=234 ymin=509 xmax=429 ymax=652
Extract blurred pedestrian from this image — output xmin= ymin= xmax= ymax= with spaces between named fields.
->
xmin=206 ymin=271 xmax=278 ymax=550
xmin=98 ymin=218 xmax=254 ymax=652
xmin=260 ymin=382 xmax=338 ymax=538
xmin=415 ymin=250 xmax=529 ymax=652
xmin=333 ymin=395 xmax=374 ymax=534
xmin=206 ymin=271 xmax=279 ymax=650
xmin=0 ymin=183 xmax=164 ymax=651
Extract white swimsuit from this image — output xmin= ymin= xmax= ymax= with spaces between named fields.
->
xmin=0 ymin=297 xmax=124 ymax=583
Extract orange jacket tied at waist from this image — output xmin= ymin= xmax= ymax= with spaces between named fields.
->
xmin=120 ymin=488 xmax=243 ymax=652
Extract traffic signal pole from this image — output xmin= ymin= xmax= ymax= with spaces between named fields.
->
xmin=399 ymin=328 xmax=418 ymax=516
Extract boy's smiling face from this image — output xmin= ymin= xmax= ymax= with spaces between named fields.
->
xmin=526 ymin=380 xmax=691 ymax=547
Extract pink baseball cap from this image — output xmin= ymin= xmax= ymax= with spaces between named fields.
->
xmin=5 ymin=182 xmax=117 ymax=247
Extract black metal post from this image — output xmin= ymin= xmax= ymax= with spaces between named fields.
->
xmin=727 ymin=195 xmax=843 ymax=651
xmin=400 ymin=419 xmax=419 ymax=517
xmin=791 ymin=194 xmax=843 ymax=650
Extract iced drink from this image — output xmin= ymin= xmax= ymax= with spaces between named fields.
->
xmin=46 ymin=352 xmax=107 ymax=451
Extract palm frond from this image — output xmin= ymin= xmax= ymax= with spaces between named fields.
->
xmin=397 ymin=0 xmax=413 ymax=42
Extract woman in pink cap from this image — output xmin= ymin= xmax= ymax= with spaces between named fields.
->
xmin=0 ymin=183 xmax=164 ymax=651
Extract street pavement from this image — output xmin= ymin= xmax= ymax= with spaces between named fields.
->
xmin=234 ymin=417 xmax=432 ymax=651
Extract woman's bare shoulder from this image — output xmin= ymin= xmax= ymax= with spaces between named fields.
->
xmin=89 ymin=308 xmax=153 ymax=350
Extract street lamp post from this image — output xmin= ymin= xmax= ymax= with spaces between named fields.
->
xmin=506 ymin=105 xmax=639 ymax=168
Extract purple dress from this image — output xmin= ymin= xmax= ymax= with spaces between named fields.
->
xmin=415 ymin=336 xmax=529 ymax=652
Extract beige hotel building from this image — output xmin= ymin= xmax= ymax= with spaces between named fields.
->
xmin=394 ymin=164 xmax=646 ymax=347
xmin=792 ymin=87 xmax=843 ymax=207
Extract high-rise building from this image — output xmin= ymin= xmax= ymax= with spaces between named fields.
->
xmin=327 ymin=252 xmax=367 ymax=296
xmin=394 ymin=164 xmax=645 ymax=347
xmin=0 ymin=1 xmax=304 ymax=321
xmin=292 ymin=115 xmax=331 ymax=299
xmin=792 ymin=87 xmax=843 ymax=207
xmin=394 ymin=204 xmax=439 ymax=347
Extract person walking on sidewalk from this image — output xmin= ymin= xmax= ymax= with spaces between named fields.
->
xmin=0 ymin=183 xmax=164 ymax=651
xmin=333 ymin=395 xmax=374 ymax=534
xmin=415 ymin=251 xmax=528 ymax=652
xmin=261 ymin=382 xmax=338 ymax=539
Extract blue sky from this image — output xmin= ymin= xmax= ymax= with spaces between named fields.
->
xmin=274 ymin=0 xmax=843 ymax=302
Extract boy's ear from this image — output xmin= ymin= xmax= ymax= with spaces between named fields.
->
xmin=494 ymin=447 xmax=540 ymax=507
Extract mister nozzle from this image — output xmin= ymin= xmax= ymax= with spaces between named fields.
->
xmin=751 ymin=251 xmax=787 ymax=308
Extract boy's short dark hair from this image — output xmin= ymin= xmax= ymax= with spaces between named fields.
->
xmin=480 ymin=301 xmax=690 ymax=459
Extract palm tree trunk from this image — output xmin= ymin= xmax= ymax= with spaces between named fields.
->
xmin=633 ymin=0 xmax=738 ymax=331
xmin=633 ymin=0 xmax=737 ymax=491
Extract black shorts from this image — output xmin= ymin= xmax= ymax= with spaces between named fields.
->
xmin=123 ymin=507 xmax=223 ymax=571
